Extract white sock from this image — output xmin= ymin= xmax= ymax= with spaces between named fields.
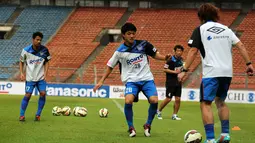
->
xmin=157 ymin=110 xmax=161 ymax=114
xmin=173 ymin=114 xmax=177 ymax=117
xmin=221 ymin=133 xmax=229 ymax=136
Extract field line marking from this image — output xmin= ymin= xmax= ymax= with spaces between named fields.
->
xmin=112 ymin=99 xmax=124 ymax=114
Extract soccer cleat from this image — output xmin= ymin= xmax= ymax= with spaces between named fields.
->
xmin=172 ymin=115 xmax=181 ymax=120
xmin=157 ymin=112 xmax=163 ymax=120
xmin=216 ymin=135 xmax=230 ymax=143
xmin=19 ymin=116 xmax=25 ymax=122
xmin=143 ymin=124 xmax=151 ymax=137
xmin=128 ymin=127 xmax=136 ymax=137
xmin=34 ymin=115 xmax=40 ymax=121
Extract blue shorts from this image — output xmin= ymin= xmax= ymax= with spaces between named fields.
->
xmin=200 ymin=77 xmax=232 ymax=102
xmin=25 ymin=80 xmax=47 ymax=94
xmin=125 ymin=80 xmax=158 ymax=100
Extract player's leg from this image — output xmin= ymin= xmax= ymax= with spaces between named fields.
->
xmin=35 ymin=80 xmax=47 ymax=121
xmin=124 ymin=82 xmax=138 ymax=137
xmin=142 ymin=80 xmax=158 ymax=137
xmin=172 ymin=85 xmax=182 ymax=120
xmin=215 ymin=77 xmax=232 ymax=143
xmin=19 ymin=81 xmax=35 ymax=121
xmin=200 ymin=78 xmax=219 ymax=142
xmin=157 ymin=86 xmax=173 ymax=119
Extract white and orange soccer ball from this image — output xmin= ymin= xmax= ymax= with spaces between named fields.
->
xmin=184 ymin=130 xmax=202 ymax=143
xmin=52 ymin=106 xmax=62 ymax=116
xmin=62 ymin=106 xmax=71 ymax=116
xmin=99 ymin=108 xmax=109 ymax=118
xmin=73 ymin=106 xmax=88 ymax=117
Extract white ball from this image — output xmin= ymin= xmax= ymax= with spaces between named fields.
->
xmin=99 ymin=108 xmax=109 ymax=118
xmin=73 ymin=106 xmax=80 ymax=116
xmin=62 ymin=106 xmax=71 ymax=116
xmin=52 ymin=106 xmax=62 ymax=116
xmin=73 ymin=106 xmax=88 ymax=117
xmin=184 ymin=130 xmax=202 ymax=143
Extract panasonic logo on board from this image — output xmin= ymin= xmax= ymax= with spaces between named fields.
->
xmin=46 ymin=86 xmax=108 ymax=98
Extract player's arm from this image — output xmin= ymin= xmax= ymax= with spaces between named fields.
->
xmin=44 ymin=61 xmax=49 ymax=80
xmin=93 ymin=67 xmax=113 ymax=92
xmin=154 ymin=52 xmax=171 ymax=61
xmin=44 ymin=48 xmax=51 ymax=81
xmin=182 ymin=48 xmax=198 ymax=71
xmin=234 ymin=41 xmax=254 ymax=76
xmin=163 ymin=59 xmax=180 ymax=74
xmin=145 ymin=41 xmax=170 ymax=61
xmin=164 ymin=68 xmax=179 ymax=74
xmin=19 ymin=49 xmax=26 ymax=81
xmin=93 ymin=52 xmax=119 ymax=92
xmin=178 ymin=27 xmax=200 ymax=81
xmin=19 ymin=61 xmax=25 ymax=81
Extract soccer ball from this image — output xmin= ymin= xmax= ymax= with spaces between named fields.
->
xmin=73 ymin=106 xmax=88 ymax=117
xmin=73 ymin=106 xmax=80 ymax=116
xmin=52 ymin=106 xmax=62 ymax=116
xmin=184 ymin=130 xmax=202 ymax=143
xmin=62 ymin=106 xmax=71 ymax=116
xmin=99 ymin=108 xmax=109 ymax=118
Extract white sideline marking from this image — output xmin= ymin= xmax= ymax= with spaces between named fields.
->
xmin=112 ymin=99 xmax=150 ymax=120
xmin=112 ymin=99 xmax=124 ymax=114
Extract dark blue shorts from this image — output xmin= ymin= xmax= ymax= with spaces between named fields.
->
xmin=200 ymin=77 xmax=232 ymax=102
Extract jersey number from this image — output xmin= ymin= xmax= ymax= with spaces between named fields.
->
xmin=134 ymin=63 xmax=141 ymax=69
xmin=125 ymin=88 xmax=132 ymax=93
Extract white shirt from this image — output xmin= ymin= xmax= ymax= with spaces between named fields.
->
xmin=107 ymin=40 xmax=157 ymax=83
xmin=188 ymin=21 xmax=240 ymax=78
xmin=20 ymin=45 xmax=51 ymax=81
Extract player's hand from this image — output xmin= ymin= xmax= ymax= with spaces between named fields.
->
xmin=165 ymin=54 xmax=171 ymax=61
xmin=246 ymin=64 xmax=254 ymax=76
xmin=175 ymin=69 xmax=181 ymax=74
xmin=20 ymin=73 xmax=25 ymax=81
xmin=93 ymin=81 xmax=103 ymax=93
xmin=178 ymin=72 xmax=186 ymax=82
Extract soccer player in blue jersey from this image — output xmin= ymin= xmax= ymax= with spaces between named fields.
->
xmin=19 ymin=32 xmax=51 ymax=121
xmin=178 ymin=3 xmax=254 ymax=143
xmin=93 ymin=23 xmax=170 ymax=137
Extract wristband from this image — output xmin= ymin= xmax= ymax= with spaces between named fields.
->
xmin=246 ymin=62 xmax=252 ymax=66
xmin=182 ymin=68 xmax=188 ymax=72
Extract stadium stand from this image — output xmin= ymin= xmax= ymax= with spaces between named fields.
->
xmin=232 ymin=10 xmax=255 ymax=89
xmin=0 ymin=6 xmax=16 ymax=23
xmin=0 ymin=6 xmax=73 ymax=79
xmin=80 ymin=9 xmax=240 ymax=87
xmin=46 ymin=7 xmax=126 ymax=82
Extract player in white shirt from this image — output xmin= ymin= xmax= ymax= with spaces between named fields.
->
xmin=178 ymin=3 xmax=254 ymax=143
xmin=19 ymin=32 xmax=51 ymax=122
xmin=93 ymin=23 xmax=170 ymax=137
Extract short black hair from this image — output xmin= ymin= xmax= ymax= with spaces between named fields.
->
xmin=121 ymin=23 xmax=137 ymax=34
xmin=32 ymin=32 xmax=43 ymax=39
xmin=174 ymin=45 xmax=184 ymax=51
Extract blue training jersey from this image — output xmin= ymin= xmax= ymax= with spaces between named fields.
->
xmin=20 ymin=45 xmax=51 ymax=82
xmin=107 ymin=40 xmax=157 ymax=83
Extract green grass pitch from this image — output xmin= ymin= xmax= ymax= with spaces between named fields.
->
xmin=0 ymin=94 xmax=254 ymax=143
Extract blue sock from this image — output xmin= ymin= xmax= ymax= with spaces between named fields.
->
xmin=204 ymin=124 xmax=215 ymax=140
xmin=146 ymin=103 xmax=158 ymax=125
xmin=36 ymin=96 xmax=46 ymax=116
xmin=221 ymin=120 xmax=229 ymax=134
xmin=20 ymin=96 xmax=30 ymax=116
xmin=124 ymin=104 xmax=133 ymax=128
